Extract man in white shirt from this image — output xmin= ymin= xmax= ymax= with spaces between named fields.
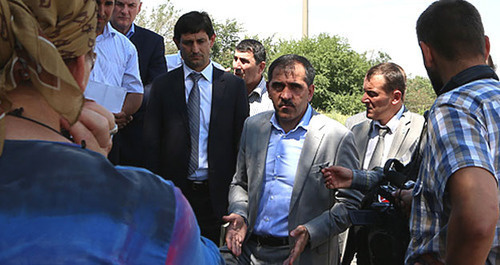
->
xmin=233 ymin=39 xmax=274 ymax=116
xmin=86 ymin=0 xmax=143 ymax=130
xmin=342 ymin=62 xmax=424 ymax=264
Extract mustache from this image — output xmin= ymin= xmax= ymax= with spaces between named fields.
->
xmin=278 ymin=99 xmax=294 ymax=108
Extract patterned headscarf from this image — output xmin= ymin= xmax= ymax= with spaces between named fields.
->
xmin=0 ymin=0 xmax=97 ymax=155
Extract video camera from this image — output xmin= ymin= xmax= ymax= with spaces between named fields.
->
xmin=344 ymin=158 xmax=418 ymax=265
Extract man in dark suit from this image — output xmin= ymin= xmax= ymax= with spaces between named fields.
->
xmin=110 ymin=0 xmax=167 ymax=166
xmin=143 ymin=11 xmax=249 ymax=245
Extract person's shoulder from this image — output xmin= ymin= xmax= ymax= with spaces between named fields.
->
xmin=215 ymin=68 xmax=246 ymax=89
xmin=134 ymin=24 xmax=164 ymax=40
xmin=312 ymin=110 xmax=350 ymax=133
xmin=110 ymin=27 xmax=137 ymax=52
xmin=345 ymin=111 xmax=368 ymax=129
xmin=115 ymin=165 xmax=176 ymax=196
xmin=247 ymin=110 xmax=274 ymax=123
xmin=159 ymin=66 xmax=183 ymax=80
xmin=405 ymin=110 xmax=425 ymax=125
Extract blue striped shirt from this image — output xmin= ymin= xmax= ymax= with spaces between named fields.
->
xmin=407 ymin=75 xmax=500 ymax=264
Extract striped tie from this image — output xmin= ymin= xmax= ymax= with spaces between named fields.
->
xmin=187 ymin=72 xmax=202 ymax=176
xmin=368 ymin=125 xmax=390 ymax=170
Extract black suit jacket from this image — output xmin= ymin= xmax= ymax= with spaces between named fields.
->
xmin=143 ymin=67 xmax=249 ymax=219
xmin=112 ymin=24 xmax=167 ymax=167
xmin=129 ymin=24 xmax=166 ymax=86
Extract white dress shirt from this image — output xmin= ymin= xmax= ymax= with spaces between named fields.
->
xmin=362 ymin=105 xmax=404 ymax=170
xmin=88 ymin=23 xmax=143 ymax=94
xmin=183 ymin=63 xmax=214 ymax=181
xmin=249 ymin=77 xmax=274 ymax=116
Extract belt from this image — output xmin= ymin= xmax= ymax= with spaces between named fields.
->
xmin=187 ymin=179 xmax=208 ymax=191
xmin=250 ymin=234 xmax=289 ymax=247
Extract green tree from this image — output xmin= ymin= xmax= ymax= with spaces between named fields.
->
xmin=211 ymin=18 xmax=244 ymax=68
xmin=405 ymin=76 xmax=436 ymax=114
xmin=272 ymin=34 xmax=389 ymax=115
xmin=136 ymin=1 xmax=179 ymax=54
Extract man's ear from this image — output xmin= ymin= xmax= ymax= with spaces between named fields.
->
xmin=419 ymin=41 xmax=434 ymax=68
xmin=209 ymin=34 xmax=216 ymax=48
xmin=138 ymin=1 xmax=142 ymax=13
xmin=258 ymin=61 xmax=266 ymax=76
xmin=484 ymin=35 xmax=491 ymax=62
xmin=173 ymin=38 xmax=180 ymax=50
xmin=307 ymin=84 xmax=315 ymax=102
xmin=392 ymin=89 xmax=403 ymax=105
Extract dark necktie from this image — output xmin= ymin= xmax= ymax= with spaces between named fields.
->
xmin=368 ymin=125 xmax=390 ymax=170
xmin=187 ymin=72 xmax=202 ymax=176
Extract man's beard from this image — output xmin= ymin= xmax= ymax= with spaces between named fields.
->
xmin=426 ymin=66 xmax=444 ymax=95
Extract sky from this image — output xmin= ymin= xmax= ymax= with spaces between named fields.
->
xmin=143 ymin=0 xmax=500 ymax=77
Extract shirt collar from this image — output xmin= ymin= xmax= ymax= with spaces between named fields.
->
xmin=183 ymin=61 xmax=214 ymax=84
xmin=270 ymin=104 xmax=313 ymax=133
xmin=249 ymin=76 xmax=267 ymax=97
xmin=439 ymin=65 xmax=498 ymax=96
xmin=100 ymin=22 xmax=116 ymax=39
xmin=125 ymin=23 xmax=136 ymax=39
xmin=372 ymin=105 xmax=404 ymax=134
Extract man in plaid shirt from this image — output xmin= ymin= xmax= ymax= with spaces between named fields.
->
xmin=407 ymin=1 xmax=500 ymax=264
xmin=323 ymin=1 xmax=500 ymax=264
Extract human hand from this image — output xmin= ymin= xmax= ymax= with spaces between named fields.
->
xmin=60 ymin=100 xmax=115 ymax=156
xmin=113 ymin=111 xmax=132 ymax=129
xmin=222 ymin=213 xmax=247 ymax=257
xmin=283 ymin=225 xmax=309 ymax=265
xmin=322 ymin=166 xmax=353 ymax=189
xmin=392 ymin=188 xmax=413 ymax=217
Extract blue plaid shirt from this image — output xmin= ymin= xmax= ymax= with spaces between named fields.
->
xmin=407 ymin=67 xmax=500 ymax=264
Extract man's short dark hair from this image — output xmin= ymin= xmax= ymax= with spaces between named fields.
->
xmin=268 ymin=54 xmax=315 ymax=86
xmin=173 ymin=11 xmax=214 ymax=41
xmin=366 ymin=62 xmax=407 ymax=97
xmin=236 ymin=39 xmax=266 ymax=64
xmin=416 ymin=0 xmax=485 ymax=60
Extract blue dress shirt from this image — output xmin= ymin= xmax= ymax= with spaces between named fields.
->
xmin=253 ymin=105 xmax=313 ymax=237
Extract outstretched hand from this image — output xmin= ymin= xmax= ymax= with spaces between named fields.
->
xmin=283 ymin=225 xmax=310 ymax=265
xmin=321 ymin=166 xmax=353 ymax=190
xmin=222 ymin=213 xmax=247 ymax=257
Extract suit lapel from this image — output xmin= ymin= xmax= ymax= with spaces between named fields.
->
xmin=387 ymin=109 xmax=411 ymax=158
xmin=209 ymin=69 xmax=225 ymax=128
xmin=354 ymin=120 xmax=371 ymax=167
xmin=171 ymin=68 xmax=190 ymax=133
xmin=289 ymin=111 xmax=325 ymax=213
xmin=249 ymin=114 xmax=273 ymax=227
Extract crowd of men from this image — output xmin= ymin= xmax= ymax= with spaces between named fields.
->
xmin=0 ymin=0 xmax=498 ymax=264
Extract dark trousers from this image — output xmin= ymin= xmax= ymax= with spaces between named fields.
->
xmin=183 ymin=180 xmax=221 ymax=245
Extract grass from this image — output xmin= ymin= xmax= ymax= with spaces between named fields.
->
xmin=320 ymin=109 xmax=349 ymax=125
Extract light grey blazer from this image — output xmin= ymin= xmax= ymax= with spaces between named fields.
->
xmin=228 ymin=109 xmax=363 ymax=265
xmin=351 ymin=108 xmax=425 ymax=168
xmin=344 ymin=111 xmax=368 ymax=130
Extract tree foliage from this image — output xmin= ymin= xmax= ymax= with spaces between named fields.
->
xmin=136 ymin=1 xmax=179 ymax=54
xmin=405 ymin=76 xmax=435 ymax=114
xmin=272 ymin=34 xmax=389 ymax=114
xmin=134 ymin=4 xmax=437 ymax=118
xmin=211 ymin=19 xmax=244 ymax=69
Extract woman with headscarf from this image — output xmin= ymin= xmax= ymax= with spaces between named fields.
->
xmin=0 ymin=1 xmax=224 ymax=264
